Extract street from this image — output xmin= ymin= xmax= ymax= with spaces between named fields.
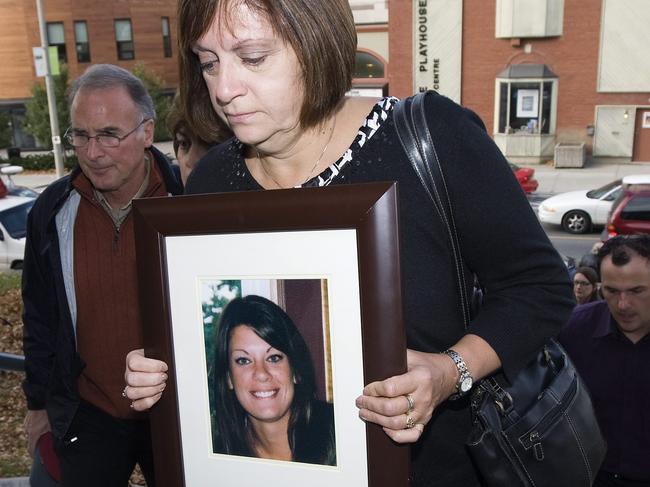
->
xmin=530 ymin=192 xmax=600 ymax=264
xmin=547 ymin=228 xmax=599 ymax=263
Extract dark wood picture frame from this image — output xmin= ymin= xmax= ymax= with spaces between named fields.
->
xmin=133 ymin=181 xmax=409 ymax=487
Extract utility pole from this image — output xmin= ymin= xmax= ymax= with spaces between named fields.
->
xmin=35 ymin=0 xmax=65 ymax=178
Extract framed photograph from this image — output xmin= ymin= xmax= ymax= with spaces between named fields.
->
xmin=133 ymin=182 xmax=409 ymax=487
xmin=516 ymin=88 xmax=539 ymax=118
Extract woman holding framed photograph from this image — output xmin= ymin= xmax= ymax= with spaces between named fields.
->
xmin=124 ymin=0 xmax=574 ymax=484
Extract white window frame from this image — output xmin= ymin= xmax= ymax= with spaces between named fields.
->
xmin=493 ymin=77 xmax=558 ymax=135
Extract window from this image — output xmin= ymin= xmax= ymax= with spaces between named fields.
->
xmin=115 ymin=19 xmax=134 ymax=60
xmin=621 ymin=195 xmax=650 ymax=221
xmin=354 ymin=51 xmax=385 ymax=79
xmin=162 ymin=17 xmax=172 ymax=58
xmin=74 ymin=21 xmax=91 ymax=63
xmin=495 ymin=0 xmax=564 ymax=38
xmin=46 ymin=22 xmax=67 ymax=64
xmin=495 ymin=64 xmax=557 ymax=135
xmin=0 ymin=201 xmax=35 ymax=240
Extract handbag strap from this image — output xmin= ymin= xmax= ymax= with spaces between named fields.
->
xmin=393 ymin=92 xmax=472 ymax=328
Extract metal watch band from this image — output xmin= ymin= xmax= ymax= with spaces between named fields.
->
xmin=443 ymin=348 xmax=474 ymax=400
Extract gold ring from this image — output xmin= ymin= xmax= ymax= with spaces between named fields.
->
xmin=405 ymin=414 xmax=415 ymax=429
xmin=122 ymin=386 xmax=128 ymax=398
xmin=405 ymin=394 xmax=415 ymax=413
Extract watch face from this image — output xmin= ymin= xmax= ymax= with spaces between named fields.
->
xmin=460 ymin=377 xmax=473 ymax=393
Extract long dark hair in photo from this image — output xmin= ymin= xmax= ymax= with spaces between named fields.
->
xmin=212 ymin=294 xmax=336 ymax=465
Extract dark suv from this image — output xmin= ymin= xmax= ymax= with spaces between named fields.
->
xmin=605 ymin=190 xmax=650 ymax=238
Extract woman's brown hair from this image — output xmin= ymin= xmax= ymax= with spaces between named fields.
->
xmin=177 ymin=0 xmax=356 ymax=137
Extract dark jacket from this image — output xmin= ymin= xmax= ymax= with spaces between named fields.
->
xmin=186 ymin=93 xmax=575 ymax=486
xmin=21 ymin=146 xmax=182 ymax=439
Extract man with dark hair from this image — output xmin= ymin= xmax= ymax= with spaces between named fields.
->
xmin=21 ymin=64 xmax=182 ymax=486
xmin=559 ymin=235 xmax=650 ymax=487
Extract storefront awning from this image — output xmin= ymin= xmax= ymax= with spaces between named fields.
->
xmin=497 ymin=64 xmax=557 ymax=79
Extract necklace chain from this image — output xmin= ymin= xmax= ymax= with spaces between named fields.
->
xmin=256 ymin=115 xmax=337 ymax=189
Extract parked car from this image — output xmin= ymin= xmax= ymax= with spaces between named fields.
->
xmin=0 ymin=195 xmax=35 ymax=270
xmin=0 ymin=164 xmax=39 ymax=198
xmin=509 ymin=162 xmax=538 ymax=194
xmin=538 ymin=174 xmax=650 ymax=234
xmin=604 ymin=190 xmax=650 ymax=239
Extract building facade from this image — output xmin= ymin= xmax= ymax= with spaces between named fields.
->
xmin=0 ymin=0 xmax=178 ymax=148
xmin=3 ymin=0 xmax=648 ymax=161
xmin=1 ymin=0 xmax=391 ymax=149
xmin=388 ymin=0 xmax=650 ymax=162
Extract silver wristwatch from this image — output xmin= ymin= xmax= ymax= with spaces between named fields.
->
xmin=443 ymin=349 xmax=474 ymax=400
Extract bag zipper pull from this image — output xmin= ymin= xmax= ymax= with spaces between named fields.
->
xmin=530 ymin=431 xmax=544 ymax=461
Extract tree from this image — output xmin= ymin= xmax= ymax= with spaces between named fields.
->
xmin=23 ymin=66 xmax=70 ymax=149
xmin=201 ymin=279 xmax=242 ymax=371
xmin=132 ymin=63 xmax=173 ymax=142
xmin=201 ymin=279 xmax=241 ymax=432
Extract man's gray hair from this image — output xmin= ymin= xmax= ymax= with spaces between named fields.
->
xmin=68 ymin=64 xmax=156 ymax=120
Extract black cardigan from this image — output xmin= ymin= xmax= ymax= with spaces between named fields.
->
xmin=186 ymin=93 xmax=574 ymax=486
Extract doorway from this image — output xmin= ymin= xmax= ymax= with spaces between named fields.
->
xmin=632 ymin=108 xmax=650 ymax=162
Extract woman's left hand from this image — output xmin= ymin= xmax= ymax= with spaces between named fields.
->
xmin=355 ymin=349 xmax=457 ymax=443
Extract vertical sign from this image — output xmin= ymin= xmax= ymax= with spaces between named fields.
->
xmin=32 ymin=46 xmax=60 ymax=77
xmin=32 ymin=47 xmax=47 ymax=77
xmin=413 ymin=0 xmax=463 ymax=103
xmin=48 ymin=46 xmax=60 ymax=76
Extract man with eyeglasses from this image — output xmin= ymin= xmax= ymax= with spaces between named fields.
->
xmin=559 ymin=235 xmax=650 ymax=487
xmin=21 ymin=64 xmax=182 ymax=486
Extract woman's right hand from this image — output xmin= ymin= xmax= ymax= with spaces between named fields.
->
xmin=124 ymin=349 xmax=168 ymax=411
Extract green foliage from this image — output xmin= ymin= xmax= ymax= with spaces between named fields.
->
xmin=202 ymin=280 xmax=242 ymax=371
xmin=132 ymin=64 xmax=173 ymax=142
xmin=201 ymin=279 xmax=241 ymax=436
xmin=0 ymin=112 xmax=12 ymax=149
xmin=0 ymin=153 xmax=77 ymax=171
xmin=23 ymin=66 xmax=70 ymax=150
xmin=0 ymin=272 xmax=21 ymax=294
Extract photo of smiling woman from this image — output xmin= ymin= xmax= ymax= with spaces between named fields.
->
xmin=211 ymin=294 xmax=336 ymax=465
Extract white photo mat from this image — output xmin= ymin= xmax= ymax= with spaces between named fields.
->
xmin=516 ymin=88 xmax=539 ymax=118
xmin=164 ymin=229 xmax=368 ymax=487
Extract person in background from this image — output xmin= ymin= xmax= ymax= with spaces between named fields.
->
xmin=166 ymin=94 xmax=230 ymax=185
xmin=22 ymin=64 xmax=182 ymax=487
xmin=573 ymin=266 xmax=600 ymax=305
xmin=579 ymin=241 xmax=604 ymax=278
xmin=559 ymin=235 xmax=650 ymax=487
xmin=123 ymin=1 xmax=574 ymax=485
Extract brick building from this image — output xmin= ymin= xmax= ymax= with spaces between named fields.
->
xmin=1 ymin=0 xmax=391 ymax=149
xmin=388 ymin=0 xmax=650 ymax=163
xmin=0 ymin=0 xmax=178 ymax=148
xmin=3 ymin=1 xmax=648 ymax=161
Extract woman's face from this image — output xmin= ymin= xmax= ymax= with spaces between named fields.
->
xmin=192 ymin=4 xmax=304 ymax=152
xmin=174 ymin=130 xmax=210 ymax=184
xmin=228 ymin=325 xmax=295 ymax=425
xmin=573 ymin=272 xmax=595 ymax=304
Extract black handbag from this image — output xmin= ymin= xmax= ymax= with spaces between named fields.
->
xmin=394 ymin=92 xmax=606 ymax=487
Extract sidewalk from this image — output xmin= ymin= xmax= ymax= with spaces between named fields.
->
xmin=533 ymin=160 xmax=650 ymax=194
xmin=7 ymin=144 xmax=650 ymax=195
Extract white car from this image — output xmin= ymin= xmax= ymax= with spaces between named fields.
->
xmin=538 ymin=174 xmax=650 ymax=234
xmin=0 ymin=195 xmax=35 ymax=270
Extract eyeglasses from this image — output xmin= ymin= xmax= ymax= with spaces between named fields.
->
xmin=64 ymin=119 xmax=149 ymax=148
xmin=573 ymin=281 xmax=593 ymax=287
